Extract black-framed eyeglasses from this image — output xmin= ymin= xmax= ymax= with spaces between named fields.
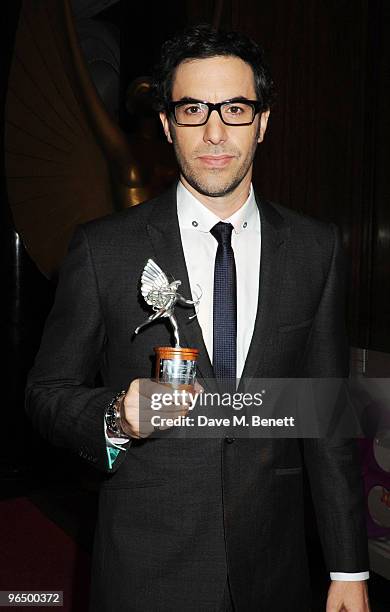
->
xmin=168 ymin=98 xmax=263 ymax=126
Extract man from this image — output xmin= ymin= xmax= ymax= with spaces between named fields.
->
xmin=26 ymin=25 xmax=370 ymax=611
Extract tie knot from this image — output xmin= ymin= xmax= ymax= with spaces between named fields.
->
xmin=210 ymin=222 xmax=234 ymax=246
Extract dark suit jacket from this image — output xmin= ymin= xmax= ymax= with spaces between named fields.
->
xmin=26 ymin=184 xmax=369 ymax=612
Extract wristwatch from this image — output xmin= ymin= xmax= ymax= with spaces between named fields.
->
xmin=104 ymin=390 xmax=128 ymax=437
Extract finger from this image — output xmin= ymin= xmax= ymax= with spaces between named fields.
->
xmin=142 ymin=393 xmax=192 ymax=412
xmin=194 ymin=380 xmax=204 ymax=393
xmin=139 ymin=380 xmax=186 ymax=405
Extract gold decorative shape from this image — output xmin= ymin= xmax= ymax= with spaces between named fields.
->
xmin=5 ymin=0 xmax=151 ymax=277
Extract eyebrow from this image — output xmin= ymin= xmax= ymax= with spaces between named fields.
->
xmin=173 ymin=96 xmax=253 ymax=103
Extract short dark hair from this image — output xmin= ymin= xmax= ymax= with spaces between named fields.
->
xmin=151 ymin=24 xmax=276 ymax=113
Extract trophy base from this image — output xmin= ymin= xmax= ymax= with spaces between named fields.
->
xmin=154 ymin=346 xmax=199 ymax=385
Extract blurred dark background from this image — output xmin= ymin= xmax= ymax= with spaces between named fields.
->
xmin=1 ymin=0 xmax=389 ymax=609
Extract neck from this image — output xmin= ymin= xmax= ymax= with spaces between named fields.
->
xmin=180 ymin=173 xmax=252 ymax=219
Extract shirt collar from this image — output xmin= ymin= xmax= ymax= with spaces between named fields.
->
xmin=177 ymin=180 xmax=259 ymax=234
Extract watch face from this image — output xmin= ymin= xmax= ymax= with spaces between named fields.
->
xmin=106 ymin=407 xmax=119 ymax=433
xmin=106 ymin=392 xmax=127 ymax=436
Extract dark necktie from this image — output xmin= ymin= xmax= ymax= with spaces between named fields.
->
xmin=210 ymin=222 xmax=237 ymax=384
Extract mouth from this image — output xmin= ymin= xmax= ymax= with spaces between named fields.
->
xmin=197 ymin=155 xmax=235 ymax=168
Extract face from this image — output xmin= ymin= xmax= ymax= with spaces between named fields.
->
xmin=160 ymin=55 xmax=270 ymax=198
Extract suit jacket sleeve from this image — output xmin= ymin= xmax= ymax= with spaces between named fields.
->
xmin=25 ymin=225 xmax=126 ymax=473
xmin=301 ymin=223 xmax=369 ymax=572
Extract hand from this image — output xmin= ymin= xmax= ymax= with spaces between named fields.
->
xmin=326 ymin=580 xmax=370 ymax=612
xmin=119 ymin=378 xmax=202 ymax=439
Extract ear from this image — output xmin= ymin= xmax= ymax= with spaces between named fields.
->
xmin=159 ymin=112 xmax=173 ymax=144
xmin=257 ymin=110 xmax=270 ymax=143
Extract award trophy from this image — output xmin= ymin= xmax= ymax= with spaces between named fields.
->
xmin=134 ymin=259 xmax=201 ymax=385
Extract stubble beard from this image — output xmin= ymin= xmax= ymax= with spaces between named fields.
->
xmin=170 ymin=127 xmax=260 ymax=198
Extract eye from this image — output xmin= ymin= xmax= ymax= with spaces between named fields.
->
xmin=183 ymin=105 xmax=203 ymax=115
xmin=226 ymin=105 xmax=244 ymax=114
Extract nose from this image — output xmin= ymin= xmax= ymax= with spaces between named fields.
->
xmin=202 ymin=109 xmax=227 ymax=145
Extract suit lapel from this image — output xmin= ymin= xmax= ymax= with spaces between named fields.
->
xmin=239 ymin=195 xmax=290 ymax=386
xmin=146 ymin=185 xmax=215 ymax=383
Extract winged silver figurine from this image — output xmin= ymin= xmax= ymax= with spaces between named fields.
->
xmin=134 ymin=259 xmax=202 ymax=347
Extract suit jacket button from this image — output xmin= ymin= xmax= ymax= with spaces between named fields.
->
xmin=225 ymin=437 xmax=235 ymax=444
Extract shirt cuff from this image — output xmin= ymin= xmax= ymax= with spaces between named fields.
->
xmin=330 ymin=572 xmax=369 ymax=581
xmin=104 ymin=414 xmax=130 ymax=470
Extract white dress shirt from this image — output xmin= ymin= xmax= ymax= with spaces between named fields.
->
xmin=177 ymin=180 xmax=260 ymax=379
xmin=105 ymin=179 xmax=369 ymax=581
